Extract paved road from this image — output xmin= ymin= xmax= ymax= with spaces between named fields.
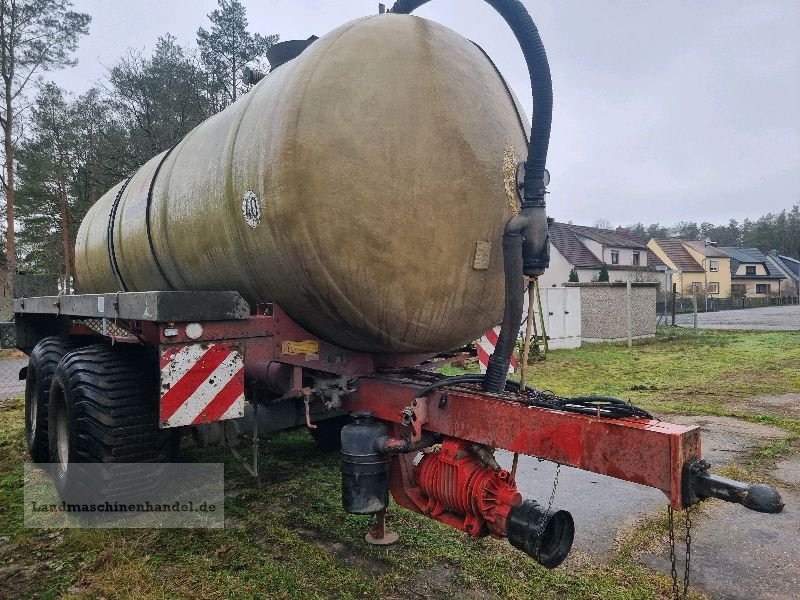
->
xmin=0 ymin=357 xmax=26 ymax=400
xmin=672 ymin=304 xmax=800 ymax=331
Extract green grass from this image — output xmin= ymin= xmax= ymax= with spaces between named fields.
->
xmin=0 ymin=398 xmax=687 ymax=599
xmin=1 ymin=329 xmax=798 ymax=599
xmin=521 ymin=328 xmax=800 ymax=422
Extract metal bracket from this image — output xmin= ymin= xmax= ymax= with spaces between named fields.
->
xmin=226 ymin=401 xmax=261 ymax=488
xmin=400 ymin=396 xmax=428 ymax=442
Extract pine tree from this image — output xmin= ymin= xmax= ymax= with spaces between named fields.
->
xmin=0 ymin=0 xmax=90 ymax=287
xmin=71 ymin=87 xmax=123 ymax=209
xmin=197 ymin=0 xmax=278 ymax=109
xmin=598 ymin=264 xmax=609 ymax=282
xmin=568 ymin=267 xmax=579 ymax=282
xmin=16 ymin=83 xmax=79 ymax=281
xmin=107 ymin=35 xmax=211 ymax=170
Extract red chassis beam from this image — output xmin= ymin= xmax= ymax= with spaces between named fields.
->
xmin=344 ymin=377 xmax=701 ymax=509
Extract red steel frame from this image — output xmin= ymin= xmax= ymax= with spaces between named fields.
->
xmin=345 ymin=378 xmax=701 ymax=510
xmin=69 ymin=305 xmax=702 ymax=509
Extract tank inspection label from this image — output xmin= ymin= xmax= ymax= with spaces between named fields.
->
xmin=242 ymin=190 xmax=261 ymax=228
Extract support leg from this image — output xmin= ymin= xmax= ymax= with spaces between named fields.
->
xmin=365 ymin=509 xmax=399 ymax=545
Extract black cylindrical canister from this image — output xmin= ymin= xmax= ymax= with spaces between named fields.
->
xmin=341 ymin=411 xmax=389 ymax=515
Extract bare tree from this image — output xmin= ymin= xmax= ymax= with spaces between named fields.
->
xmin=592 ymin=218 xmax=612 ymax=230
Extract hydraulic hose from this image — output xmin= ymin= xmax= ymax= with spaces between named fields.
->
xmin=389 ymin=0 xmax=553 ymax=392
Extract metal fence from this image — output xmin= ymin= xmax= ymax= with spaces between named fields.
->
xmin=0 ymin=347 xmax=27 ymax=401
xmin=0 ymin=317 xmax=135 ymax=401
xmin=655 ymin=295 xmax=800 ymax=315
xmin=656 ymin=296 xmax=800 ymax=331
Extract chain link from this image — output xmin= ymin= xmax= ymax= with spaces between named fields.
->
xmin=684 ymin=506 xmax=693 ymax=597
xmin=668 ymin=506 xmax=679 ymax=598
xmin=668 ymin=505 xmax=693 ymax=599
xmin=534 ymin=462 xmax=561 ymax=560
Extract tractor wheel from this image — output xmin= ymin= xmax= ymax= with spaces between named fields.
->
xmin=310 ymin=415 xmax=350 ymax=452
xmin=24 ymin=336 xmax=84 ymax=462
xmin=47 ymin=343 xmax=179 ymax=500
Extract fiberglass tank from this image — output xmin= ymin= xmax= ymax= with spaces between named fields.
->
xmin=74 ymin=14 xmax=529 ymax=353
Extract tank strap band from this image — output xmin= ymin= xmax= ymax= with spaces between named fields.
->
xmin=145 ymin=140 xmax=182 ymax=290
xmin=106 ymin=174 xmax=136 ymax=292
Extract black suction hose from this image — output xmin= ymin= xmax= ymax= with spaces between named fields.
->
xmin=390 ymin=0 xmax=553 ymax=392
xmin=484 ymin=233 xmax=524 ymax=391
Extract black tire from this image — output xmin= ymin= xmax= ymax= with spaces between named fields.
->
xmin=309 ymin=415 xmax=350 ymax=452
xmin=47 ymin=343 xmax=179 ymax=501
xmin=24 ymin=336 xmax=84 ymax=462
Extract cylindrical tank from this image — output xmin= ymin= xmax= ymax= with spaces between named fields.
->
xmin=74 ymin=14 xmax=529 ymax=353
xmin=340 ymin=411 xmax=390 ymax=515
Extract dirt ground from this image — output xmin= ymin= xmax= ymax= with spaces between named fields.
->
xmin=641 ymin=409 xmax=799 ymax=600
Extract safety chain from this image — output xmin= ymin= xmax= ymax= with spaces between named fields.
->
xmin=534 ymin=462 xmax=561 ymax=560
xmin=668 ymin=505 xmax=693 ymax=599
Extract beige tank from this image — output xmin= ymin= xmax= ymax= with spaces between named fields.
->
xmin=74 ymin=14 xmax=529 ymax=353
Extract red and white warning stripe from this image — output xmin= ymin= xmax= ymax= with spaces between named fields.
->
xmin=476 ymin=325 xmax=518 ymax=374
xmin=159 ymin=342 xmax=245 ymax=428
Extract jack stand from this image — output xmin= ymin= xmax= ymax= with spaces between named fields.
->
xmin=365 ymin=509 xmax=399 ymax=545
xmin=227 ymin=401 xmax=261 ymax=488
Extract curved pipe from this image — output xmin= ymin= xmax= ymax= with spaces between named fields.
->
xmin=390 ymin=0 xmax=553 ymax=392
xmin=389 ymin=0 xmax=552 ymax=207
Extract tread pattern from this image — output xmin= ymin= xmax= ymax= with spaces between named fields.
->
xmin=49 ymin=343 xmax=180 ymax=503
xmin=25 ymin=336 xmax=83 ymax=461
xmin=55 ymin=343 xmax=179 ymax=463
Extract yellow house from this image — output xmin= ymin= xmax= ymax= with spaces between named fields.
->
xmin=681 ymin=241 xmax=732 ymax=299
xmin=647 ymin=239 xmax=732 ymax=298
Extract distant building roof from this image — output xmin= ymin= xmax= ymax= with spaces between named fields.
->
xmin=549 ymin=222 xmax=603 ymax=269
xmin=776 ymin=253 xmax=800 ymax=277
xmin=651 ymin=239 xmax=704 ymax=272
xmin=765 ymin=254 xmax=797 ymax=283
xmin=719 ymin=247 xmax=769 ymax=264
xmin=681 ymin=240 xmax=730 ymax=258
xmin=647 ymin=250 xmax=667 ymax=269
xmin=719 ymin=247 xmax=784 ymax=279
xmin=614 ymin=227 xmax=649 ymax=246
xmin=567 ymin=224 xmax=649 ymax=250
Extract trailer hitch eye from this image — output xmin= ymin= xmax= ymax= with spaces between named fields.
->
xmin=684 ymin=460 xmax=784 ymax=514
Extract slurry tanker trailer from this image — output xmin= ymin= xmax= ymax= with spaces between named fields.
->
xmin=15 ymin=0 xmax=781 ymax=576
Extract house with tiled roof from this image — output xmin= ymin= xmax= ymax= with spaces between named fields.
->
xmin=719 ymin=247 xmax=785 ymax=298
xmin=647 ymin=239 xmax=731 ymax=298
xmin=538 ymin=222 xmax=660 ymax=288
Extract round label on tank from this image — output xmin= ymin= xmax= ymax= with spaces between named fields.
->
xmin=242 ymin=190 xmax=261 ymax=228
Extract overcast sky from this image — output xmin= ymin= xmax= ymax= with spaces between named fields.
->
xmin=50 ymin=0 xmax=799 ymax=227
